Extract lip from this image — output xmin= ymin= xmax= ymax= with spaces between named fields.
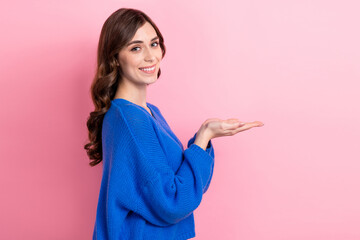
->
xmin=139 ymin=64 xmax=156 ymax=69
xmin=139 ymin=64 xmax=156 ymax=74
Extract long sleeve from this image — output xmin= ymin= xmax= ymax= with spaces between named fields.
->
xmin=187 ymin=132 xmax=215 ymax=194
xmin=103 ymin=103 xmax=215 ymax=228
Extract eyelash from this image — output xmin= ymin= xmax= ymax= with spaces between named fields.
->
xmin=131 ymin=41 xmax=159 ymax=52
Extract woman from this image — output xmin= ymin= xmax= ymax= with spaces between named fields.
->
xmin=84 ymin=8 xmax=264 ymax=240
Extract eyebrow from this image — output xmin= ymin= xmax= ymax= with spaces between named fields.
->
xmin=126 ymin=36 xmax=159 ymax=47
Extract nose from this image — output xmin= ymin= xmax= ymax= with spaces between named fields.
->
xmin=144 ymin=48 xmax=156 ymax=62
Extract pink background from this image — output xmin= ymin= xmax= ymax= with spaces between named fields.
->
xmin=1 ymin=0 xmax=359 ymax=239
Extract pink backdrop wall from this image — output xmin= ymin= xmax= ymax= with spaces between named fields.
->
xmin=1 ymin=0 xmax=359 ymax=239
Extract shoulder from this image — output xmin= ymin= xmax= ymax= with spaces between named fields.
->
xmin=107 ymin=100 xmax=154 ymax=133
xmin=102 ymin=101 xmax=158 ymax=148
xmin=110 ymin=100 xmax=152 ymax=121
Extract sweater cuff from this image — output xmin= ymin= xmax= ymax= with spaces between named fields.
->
xmin=187 ymin=142 xmax=214 ymax=161
xmin=187 ymin=132 xmax=213 ymax=155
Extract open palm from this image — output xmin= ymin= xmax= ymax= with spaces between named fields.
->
xmin=204 ymin=118 xmax=264 ymax=139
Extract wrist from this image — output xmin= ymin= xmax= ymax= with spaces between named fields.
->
xmin=194 ymin=127 xmax=212 ymax=150
xmin=199 ymin=123 xmax=212 ymax=141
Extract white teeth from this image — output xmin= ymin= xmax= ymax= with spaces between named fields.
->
xmin=140 ymin=66 xmax=155 ymax=71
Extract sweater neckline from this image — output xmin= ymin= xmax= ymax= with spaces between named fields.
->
xmin=112 ymin=98 xmax=184 ymax=151
xmin=111 ymin=98 xmax=157 ymax=120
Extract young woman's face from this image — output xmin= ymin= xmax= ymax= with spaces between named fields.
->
xmin=118 ymin=21 xmax=162 ymax=86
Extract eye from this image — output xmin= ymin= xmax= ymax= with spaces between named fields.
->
xmin=130 ymin=42 xmax=159 ymax=52
xmin=130 ymin=46 xmax=140 ymax=52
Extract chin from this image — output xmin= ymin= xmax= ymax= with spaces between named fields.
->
xmin=148 ymin=78 xmax=158 ymax=83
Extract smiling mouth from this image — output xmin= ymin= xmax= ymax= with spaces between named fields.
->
xmin=139 ymin=64 xmax=156 ymax=74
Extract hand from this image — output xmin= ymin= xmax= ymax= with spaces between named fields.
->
xmin=203 ymin=118 xmax=264 ymax=139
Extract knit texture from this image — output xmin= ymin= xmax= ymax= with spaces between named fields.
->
xmin=92 ymin=98 xmax=215 ymax=240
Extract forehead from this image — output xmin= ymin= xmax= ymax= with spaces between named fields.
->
xmin=131 ymin=21 xmax=157 ymax=40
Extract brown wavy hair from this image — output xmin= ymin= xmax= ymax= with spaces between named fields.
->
xmin=84 ymin=8 xmax=166 ymax=167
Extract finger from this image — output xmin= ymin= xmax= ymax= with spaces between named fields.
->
xmin=234 ymin=124 xmax=252 ymax=133
xmin=252 ymin=121 xmax=264 ymax=127
xmin=226 ymin=118 xmax=240 ymax=122
xmin=224 ymin=119 xmax=240 ymax=125
xmin=240 ymin=121 xmax=263 ymax=127
xmin=223 ymin=121 xmax=245 ymax=130
xmin=231 ymin=122 xmax=263 ymax=134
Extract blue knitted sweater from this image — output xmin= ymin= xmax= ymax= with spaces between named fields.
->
xmin=92 ymin=98 xmax=215 ymax=240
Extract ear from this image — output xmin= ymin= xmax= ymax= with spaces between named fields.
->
xmin=114 ymin=54 xmax=120 ymax=66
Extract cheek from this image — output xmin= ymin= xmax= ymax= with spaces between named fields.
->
xmin=122 ymin=57 xmax=141 ymax=70
xmin=156 ymin=49 xmax=163 ymax=59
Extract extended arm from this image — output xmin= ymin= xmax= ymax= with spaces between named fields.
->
xmin=103 ymin=104 xmax=215 ymax=227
